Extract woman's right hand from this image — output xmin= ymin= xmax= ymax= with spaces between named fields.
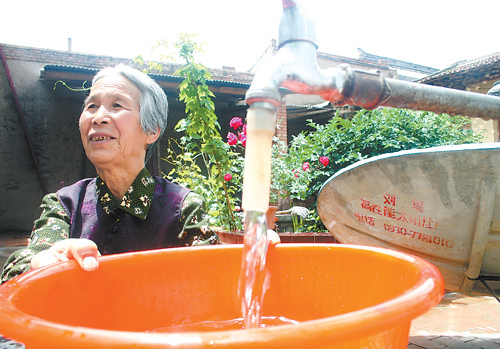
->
xmin=30 ymin=238 xmax=99 ymax=272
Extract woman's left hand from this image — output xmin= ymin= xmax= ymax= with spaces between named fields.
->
xmin=267 ymin=229 xmax=281 ymax=246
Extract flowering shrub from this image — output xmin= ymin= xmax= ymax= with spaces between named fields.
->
xmin=165 ymin=114 xmax=245 ymax=231
xmin=271 ymin=108 xmax=483 ymax=232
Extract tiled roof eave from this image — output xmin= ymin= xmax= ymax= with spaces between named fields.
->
xmin=40 ymin=64 xmax=257 ymax=97
xmin=419 ymin=53 xmax=500 ymax=84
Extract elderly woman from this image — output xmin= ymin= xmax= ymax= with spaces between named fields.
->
xmin=1 ymin=64 xmax=221 ymax=284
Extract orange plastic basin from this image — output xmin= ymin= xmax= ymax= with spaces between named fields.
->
xmin=0 ymin=244 xmax=444 ymax=348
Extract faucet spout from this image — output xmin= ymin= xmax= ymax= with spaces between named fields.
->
xmin=246 ymin=0 xmax=323 ymax=108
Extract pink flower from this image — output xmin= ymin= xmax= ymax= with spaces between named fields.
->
xmin=238 ymin=133 xmax=247 ymax=147
xmin=227 ymin=132 xmax=238 ymax=146
xmin=302 ymin=162 xmax=310 ymax=171
xmin=319 ymin=156 xmax=330 ymax=167
xmin=242 ymin=124 xmax=247 ymax=135
xmin=224 ymin=173 xmax=232 ymax=181
xmin=293 ymin=169 xmax=299 ymax=178
xmin=229 ymin=117 xmax=243 ymax=130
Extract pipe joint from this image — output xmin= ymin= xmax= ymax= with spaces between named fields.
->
xmin=330 ymin=65 xmax=392 ymax=109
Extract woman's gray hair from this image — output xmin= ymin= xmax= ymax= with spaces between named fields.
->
xmin=91 ymin=64 xmax=168 ymax=161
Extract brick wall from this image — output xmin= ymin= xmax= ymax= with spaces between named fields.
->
xmin=2 ymin=44 xmax=132 ymax=69
xmin=275 ymin=100 xmax=287 ymax=145
xmin=273 ymin=100 xmax=290 ymax=209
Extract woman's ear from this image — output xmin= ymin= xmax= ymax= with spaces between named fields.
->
xmin=146 ymin=128 xmax=161 ymax=145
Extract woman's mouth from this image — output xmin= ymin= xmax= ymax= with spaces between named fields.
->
xmin=90 ymin=136 xmax=114 ymax=142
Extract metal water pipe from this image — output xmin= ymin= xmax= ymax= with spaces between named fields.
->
xmin=246 ymin=0 xmax=500 ymax=120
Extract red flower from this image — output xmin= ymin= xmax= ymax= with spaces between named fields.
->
xmin=229 ymin=117 xmax=243 ymax=130
xmin=227 ymin=132 xmax=238 ymax=146
xmin=242 ymin=124 xmax=247 ymax=135
xmin=238 ymin=133 xmax=247 ymax=147
xmin=302 ymin=162 xmax=310 ymax=171
xmin=319 ymin=156 xmax=330 ymax=167
xmin=293 ymin=169 xmax=299 ymax=178
xmin=224 ymin=173 xmax=232 ymax=181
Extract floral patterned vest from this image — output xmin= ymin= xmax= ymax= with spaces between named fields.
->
xmin=56 ymin=177 xmax=191 ymax=255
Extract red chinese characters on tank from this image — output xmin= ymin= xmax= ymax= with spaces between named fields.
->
xmin=353 ymin=194 xmax=453 ymax=248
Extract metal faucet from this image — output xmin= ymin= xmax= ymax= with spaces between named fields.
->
xmin=246 ymin=0 xmax=327 ymax=108
xmin=246 ymin=0 xmax=500 ymax=119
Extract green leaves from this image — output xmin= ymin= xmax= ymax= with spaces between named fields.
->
xmin=175 ymin=33 xmax=205 ymax=64
xmin=135 ymin=34 xmax=241 ymax=231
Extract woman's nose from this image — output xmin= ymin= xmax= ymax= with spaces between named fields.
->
xmin=92 ymin=106 xmax=109 ymax=125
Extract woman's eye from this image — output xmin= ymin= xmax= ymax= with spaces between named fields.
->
xmin=86 ymin=103 xmax=98 ymax=111
xmin=113 ymin=103 xmax=123 ymax=108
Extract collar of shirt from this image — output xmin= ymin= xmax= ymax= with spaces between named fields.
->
xmin=96 ymin=168 xmax=155 ymax=220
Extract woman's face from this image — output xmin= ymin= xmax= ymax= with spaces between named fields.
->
xmin=79 ymin=74 xmax=157 ymax=171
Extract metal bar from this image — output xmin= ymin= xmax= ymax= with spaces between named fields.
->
xmin=383 ymin=78 xmax=500 ymax=120
xmin=477 ymin=275 xmax=500 ymax=281
xmin=0 ymin=44 xmax=48 ymax=195
xmin=470 ymin=275 xmax=500 ymax=302
xmin=479 ymin=279 xmax=500 ymax=303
